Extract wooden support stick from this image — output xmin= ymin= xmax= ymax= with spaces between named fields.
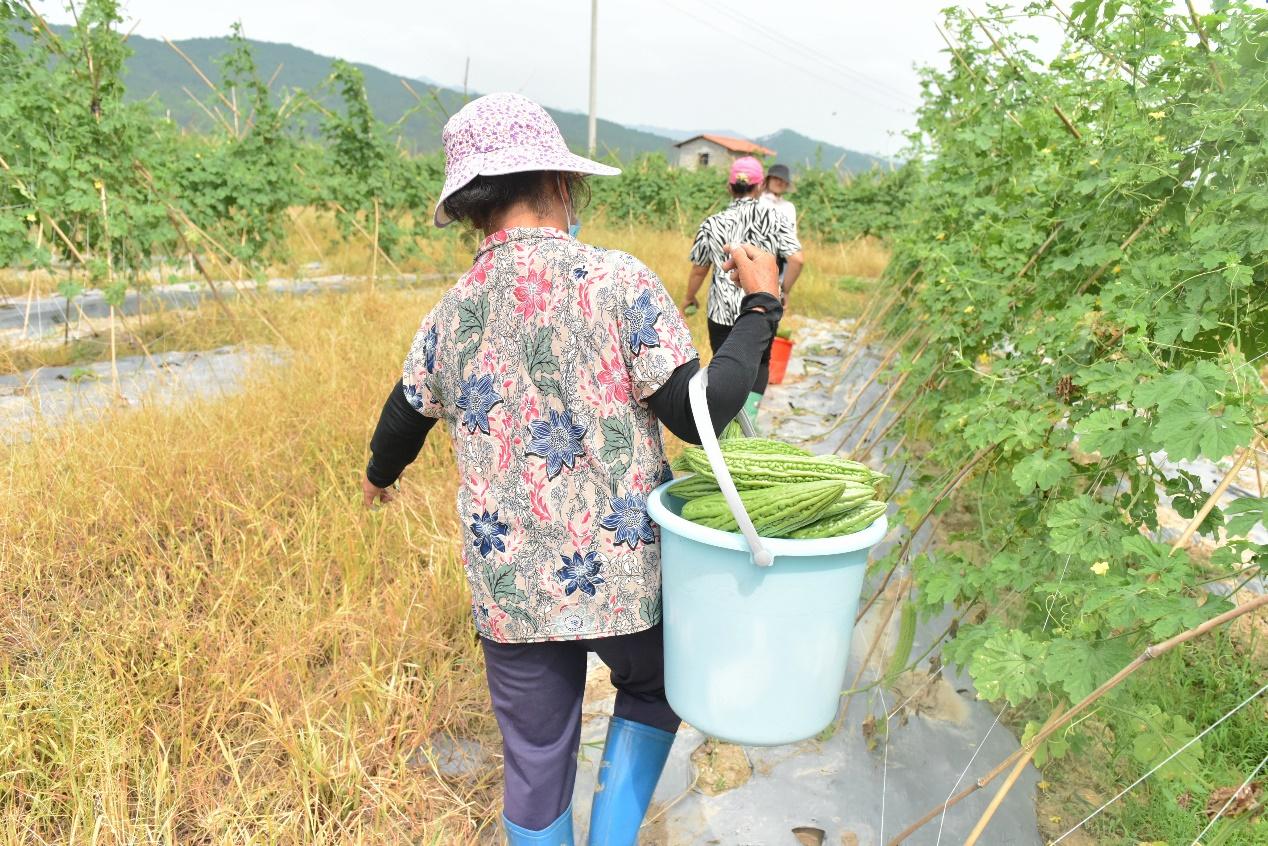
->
xmin=1048 ymin=1 xmax=1134 ymax=77
xmin=1171 ymin=444 xmax=1254 ymax=552
xmin=858 ymin=445 xmax=997 ymax=623
xmin=936 ymin=23 xmax=1025 ymax=130
xmin=963 ymin=706 xmax=1064 ymax=846
xmin=1185 ymin=0 xmax=1226 ymax=91
xmin=325 ymin=197 xmax=407 ymax=278
xmin=1053 ymin=104 xmax=1082 ymax=140
xmin=816 ymin=324 xmax=921 ymax=445
xmin=1077 ymin=210 xmax=1158 ymax=295
xmin=371 ymin=198 xmax=380 ymax=291
xmin=1253 ymin=438 xmax=1264 ymax=498
xmin=971 ymin=10 xmax=1081 ymax=140
xmin=181 ymin=84 xmax=236 ymax=135
xmin=1016 ymin=222 xmax=1064 ymax=278
xmin=842 ymin=338 xmax=933 ymax=456
xmin=887 ymin=594 xmax=1268 ymax=845
xmin=860 ymin=375 xmax=946 ymax=458
xmin=165 ymin=210 xmax=241 ymax=333
xmin=165 ymin=38 xmax=240 ymax=127
xmin=287 ymin=208 xmax=326 ymax=263
xmin=849 ymin=370 xmax=913 ymax=458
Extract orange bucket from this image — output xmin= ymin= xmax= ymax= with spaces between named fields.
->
xmin=768 ymin=336 xmax=794 ymax=385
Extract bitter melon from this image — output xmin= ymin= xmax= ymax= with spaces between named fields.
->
xmin=680 ymin=479 xmax=849 ymax=536
xmin=787 ymin=500 xmax=887 ymax=539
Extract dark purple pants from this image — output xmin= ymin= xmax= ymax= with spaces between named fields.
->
xmin=481 ymin=623 xmax=680 ymax=830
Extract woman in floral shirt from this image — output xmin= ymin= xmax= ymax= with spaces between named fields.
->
xmin=362 ymin=93 xmax=782 ymax=846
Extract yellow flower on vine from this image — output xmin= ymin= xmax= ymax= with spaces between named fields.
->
xmin=1091 ymin=561 xmax=1109 ymax=576
xmin=1153 ymin=135 xmax=1165 ymax=143
xmin=964 ymin=305 xmax=975 ymax=314
xmin=25 ymin=213 xmax=36 ymax=223
xmin=1149 ymin=111 xmax=1166 ymax=119
xmin=936 ymin=232 xmax=946 ymax=241
xmin=93 ymin=179 xmax=104 ymax=191
xmin=1089 ymin=159 xmax=1099 ymax=167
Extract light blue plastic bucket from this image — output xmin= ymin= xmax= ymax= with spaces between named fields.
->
xmin=648 ymin=482 xmax=886 ymax=746
xmin=646 ymin=369 xmax=888 ymax=746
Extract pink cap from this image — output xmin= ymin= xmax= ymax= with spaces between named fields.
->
xmin=728 ymin=156 xmax=764 ymax=187
xmin=434 ymin=93 xmax=621 ymax=228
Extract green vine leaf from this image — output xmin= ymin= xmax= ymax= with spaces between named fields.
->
xmin=1012 ymin=449 xmax=1073 ymax=493
xmin=1223 ymin=497 xmax=1268 ymax=538
xmin=1151 ymin=399 xmax=1253 ymax=462
xmin=968 ymin=629 xmax=1047 ymax=705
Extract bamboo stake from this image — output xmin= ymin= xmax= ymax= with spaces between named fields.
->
xmin=841 ymin=337 xmax=933 ymax=454
xmin=963 ymin=706 xmax=1062 ymax=846
xmin=1077 ymin=209 xmax=1158 ymax=295
xmin=165 ymin=38 xmax=241 ymax=130
xmin=840 ymin=576 xmax=914 ymax=727
xmin=96 ymin=180 xmax=123 ymax=404
xmin=935 ymin=23 xmax=1025 ymax=130
xmin=1047 ymin=1 xmax=1134 ymax=77
xmin=830 ymin=264 xmax=920 ymax=382
xmin=814 ymin=324 xmax=921 ymax=444
xmin=970 ymin=10 xmax=1082 ymax=141
xmin=1171 ymin=444 xmax=1254 ymax=552
xmin=21 ymin=225 xmax=42 ymax=339
xmin=1016 ymin=222 xmax=1064 ymax=278
xmin=1185 ymin=0 xmax=1226 ymax=92
xmin=1254 ymin=438 xmax=1264 ymax=498
xmin=371 ymin=198 xmax=380 ymax=291
xmin=825 ymin=289 xmax=904 ymax=394
xmin=180 ymin=85 xmax=236 ymax=135
xmin=858 ymin=445 xmax=997 ymax=624
xmin=859 ymin=374 xmax=946 ymax=459
xmin=287 ymin=208 xmax=326 ymax=265
xmin=887 ymin=593 xmax=1268 ymax=846
xmin=1052 ymin=104 xmax=1082 ymax=141
xmin=164 ymin=209 xmax=241 ymax=333
xmin=849 ymin=369 xmax=913 ymax=458
xmin=20 ymin=1 xmax=66 ymax=54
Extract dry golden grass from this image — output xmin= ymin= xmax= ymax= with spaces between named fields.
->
xmin=0 ymin=222 xmax=886 ymax=843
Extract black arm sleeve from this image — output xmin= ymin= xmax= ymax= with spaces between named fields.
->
xmin=647 ymin=292 xmax=782 ymax=444
xmin=365 ymin=379 xmax=438 ymax=487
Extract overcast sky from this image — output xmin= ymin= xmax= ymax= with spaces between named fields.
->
xmin=38 ymin=1 xmax=1071 ymax=157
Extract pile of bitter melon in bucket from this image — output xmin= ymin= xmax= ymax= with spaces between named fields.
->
xmin=669 ymin=430 xmax=889 ymax=540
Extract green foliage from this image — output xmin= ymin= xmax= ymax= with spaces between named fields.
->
xmin=313 ymin=60 xmax=438 ymax=259
xmin=882 ymin=1 xmax=1267 ymax=837
xmin=587 ymin=152 xmax=910 ymax=242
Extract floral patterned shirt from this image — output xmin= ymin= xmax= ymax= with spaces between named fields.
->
xmin=402 ymin=227 xmax=698 ymax=643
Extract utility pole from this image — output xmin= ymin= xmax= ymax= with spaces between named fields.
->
xmin=587 ymin=0 xmax=598 ymax=156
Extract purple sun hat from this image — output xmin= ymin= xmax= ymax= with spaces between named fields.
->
xmin=433 ymin=92 xmax=621 ymax=227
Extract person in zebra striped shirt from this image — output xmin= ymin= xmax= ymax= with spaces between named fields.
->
xmin=683 ymin=156 xmax=805 ymax=423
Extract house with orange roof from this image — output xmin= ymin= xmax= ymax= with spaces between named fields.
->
xmin=673 ymin=134 xmax=777 ymax=170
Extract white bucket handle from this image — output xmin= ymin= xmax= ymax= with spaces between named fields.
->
xmin=688 ymin=369 xmax=774 ymax=568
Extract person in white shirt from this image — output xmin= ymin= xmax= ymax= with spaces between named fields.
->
xmin=760 ymin=163 xmax=797 ymax=238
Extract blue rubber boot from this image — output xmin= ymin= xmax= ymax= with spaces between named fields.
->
xmin=503 ymin=803 xmax=574 ymax=846
xmin=587 ymin=717 xmax=676 ymax=846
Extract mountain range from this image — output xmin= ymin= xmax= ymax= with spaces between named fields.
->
xmin=104 ymin=29 xmax=888 ymax=172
